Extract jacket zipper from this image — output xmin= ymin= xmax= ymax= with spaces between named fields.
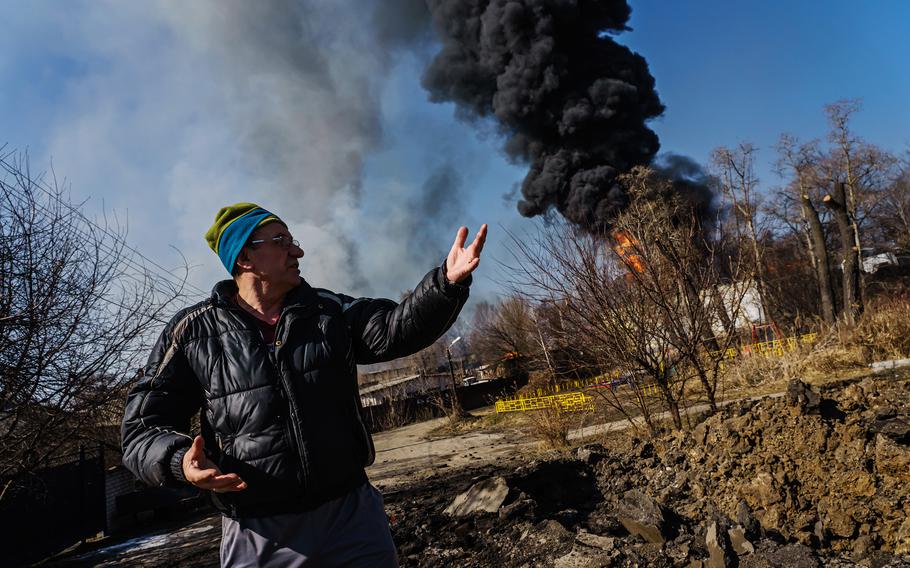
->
xmin=271 ymin=305 xmax=320 ymax=491
xmin=225 ymin=301 xmax=317 ymax=493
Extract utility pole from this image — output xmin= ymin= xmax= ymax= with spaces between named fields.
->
xmin=446 ymin=336 xmax=464 ymax=416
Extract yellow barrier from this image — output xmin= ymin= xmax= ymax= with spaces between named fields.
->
xmin=495 ymin=391 xmax=594 ymax=413
xmin=708 ymin=333 xmax=817 ymax=362
xmin=495 ymin=333 xmax=818 ymax=413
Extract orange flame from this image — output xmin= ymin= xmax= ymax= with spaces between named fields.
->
xmin=612 ymin=231 xmax=645 ymax=273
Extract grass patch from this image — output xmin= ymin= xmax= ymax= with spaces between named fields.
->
xmin=425 ymin=407 xmax=532 ymax=438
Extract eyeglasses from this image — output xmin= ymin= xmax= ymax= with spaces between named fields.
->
xmin=248 ymin=235 xmax=300 ymax=249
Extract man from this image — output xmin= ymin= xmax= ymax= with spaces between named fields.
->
xmin=122 ymin=203 xmax=486 ymax=567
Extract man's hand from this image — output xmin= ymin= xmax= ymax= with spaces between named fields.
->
xmin=446 ymin=224 xmax=488 ymax=283
xmin=182 ymin=435 xmax=247 ymax=493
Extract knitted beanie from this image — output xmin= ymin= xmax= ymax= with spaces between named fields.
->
xmin=204 ymin=203 xmax=283 ymax=273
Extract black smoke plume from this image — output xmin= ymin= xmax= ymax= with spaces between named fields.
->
xmin=652 ymin=153 xmax=717 ymax=224
xmin=422 ymin=0 xmax=711 ymax=231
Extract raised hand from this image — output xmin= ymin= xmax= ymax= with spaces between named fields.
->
xmin=446 ymin=224 xmax=488 ymax=283
xmin=182 ymin=435 xmax=247 ymax=493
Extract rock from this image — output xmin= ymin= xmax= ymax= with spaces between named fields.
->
xmin=498 ymin=496 xmax=536 ymax=521
xmin=873 ymin=416 xmax=910 ymax=443
xmin=706 ymin=522 xmax=731 ymax=568
xmin=812 ymin=519 xmax=827 ymax=548
xmin=735 ymin=501 xmax=761 ymax=539
xmin=575 ymin=530 xmax=615 ymax=551
xmin=616 ymin=489 xmax=671 ymax=544
xmin=818 ymin=498 xmax=856 ymax=538
xmin=728 ymin=525 xmax=755 ymax=555
xmin=554 ymin=546 xmax=613 ymax=568
xmin=740 ymin=542 xmax=819 ymax=568
xmin=740 ymin=471 xmax=781 ymax=507
xmin=896 ymin=517 xmax=910 ymax=555
xmin=786 ymin=379 xmax=820 ymax=413
xmin=875 ymin=433 xmax=910 ymax=482
xmin=585 ymin=508 xmax=623 ymax=535
xmin=666 ymin=534 xmax=694 ymax=564
xmin=444 ymin=476 xmax=510 ymax=517
xmin=574 ymin=444 xmax=605 ymax=464
xmin=852 ymin=534 xmax=874 ymax=560
xmin=533 ymin=519 xmax=573 ymax=545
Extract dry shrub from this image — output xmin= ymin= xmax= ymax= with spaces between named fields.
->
xmin=527 ymin=406 xmax=575 ymax=451
xmin=720 ymin=327 xmax=868 ymax=391
xmin=519 ymin=370 xmax=556 ymax=396
xmin=721 ymin=350 xmax=801 ymax=391
xmin=796 ymin=326 xmax=867 ymax=378
xmin=852 ymin=296 xmax=910 ymax=361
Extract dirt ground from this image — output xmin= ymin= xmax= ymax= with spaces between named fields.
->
xmin=385 ymin=374 xmax=910 ymax=567
xmin=41 ymin=406 xmax=538 ymax=567
xmin=42 ymin=373 xmax=910 ymax=567
xmin=369 ymin=406 xmax=539 ymax=491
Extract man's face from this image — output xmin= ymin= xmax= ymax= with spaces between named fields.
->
xmin=241 ymin=222 xmax=304 ymax=291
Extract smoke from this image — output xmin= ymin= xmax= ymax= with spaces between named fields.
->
xmin=421 ymin=0 xmax=711 ymax=231
xmin=652 ymin=153 xmax=717 ymax=225
xmin=28 ymin=0 xmax=710 ymax=299
xmin=150 ymin=0 xmax=449 ymax=294
xmin=409 ymin=164 xmax=465 ymax=260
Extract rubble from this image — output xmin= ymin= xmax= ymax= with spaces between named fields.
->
xmin=616 ymin=489 xmax=672 ymax=544
xmin=387 ymin=376 xmax=910 ymax=566
xmin=445 ymin=476 xmax=510 ymax=517
xmin=728 ymin=525 xmax=755 ymax=555
xmin=705 ymin=521 xmax=731 ymax=568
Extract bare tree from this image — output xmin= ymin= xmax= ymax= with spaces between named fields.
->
xmin=877 ymin=152 xmax=910 ymax=251
xmin=776 ymin=134 xmax=838 ymax=323
xmin=824 ymin=99 xmax=896 ymax=315
xmin=823 ymin=181 xmax=863 ymax=325
xmin=712 ymin=143 xmax=773 ymax=323
xmin=508 ymin=168 xmax=747 ymax=433
xmin=469 ymin=296 xmax=536 ymax=360
xmin=0 ymin=151 xmax=184 ymax=499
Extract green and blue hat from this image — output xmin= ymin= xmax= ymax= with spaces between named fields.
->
xmin=204 ymin=202 xmax=283 ymax=273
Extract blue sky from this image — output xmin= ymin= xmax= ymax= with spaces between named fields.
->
xmin=1 ymin=1 xmax=907 ymax=305
xmin=623 ymin=1 xmax=910 ymax=178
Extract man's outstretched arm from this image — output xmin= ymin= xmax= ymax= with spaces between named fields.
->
xmin=341 ymin=225 xmax=487 ymax=364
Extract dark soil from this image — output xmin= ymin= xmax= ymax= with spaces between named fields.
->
xmin=387 ymin=375 xmax=910 ymax=567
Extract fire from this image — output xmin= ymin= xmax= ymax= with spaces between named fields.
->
xmin=612 ymin=231 xmax=646 ymax=273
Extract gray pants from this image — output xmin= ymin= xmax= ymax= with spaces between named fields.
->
xmin=220 ymin=483 xmax=398 ymax=567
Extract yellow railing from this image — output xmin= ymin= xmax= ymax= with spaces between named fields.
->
xmin=500 ymin=374 xmax=618 ymax=401
xmin=495 ymin=333 xmax=818 ymax=412
xmin=708 ymin=333 xmax=817 ymax=361
xmin=495 ymin=391 xmax=594 ymax=413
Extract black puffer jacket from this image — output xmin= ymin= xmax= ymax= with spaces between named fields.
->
xmin=121 ymin=264 xmax=469 ymax=517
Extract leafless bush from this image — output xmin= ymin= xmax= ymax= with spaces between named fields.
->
xmin=0 ymin=151 xmax=185 ymax=494
xmin=505 ymin=168 xmax=749 ymax=434
xmin=527 ymin=406 xmax=573 ymax=452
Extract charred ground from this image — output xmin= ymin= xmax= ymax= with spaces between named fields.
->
xmin=387 ymin=374 xmax=910 ymax=567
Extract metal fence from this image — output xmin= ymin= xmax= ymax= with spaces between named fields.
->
xmin=495 ymin=333 xmax=818 ymax=413
xmin=0 ymin=445 xmax=107 ymax=566
xmin=495 ymin=391 xmax=594 ymax=413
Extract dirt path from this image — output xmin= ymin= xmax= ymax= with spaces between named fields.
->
xmin=368 ymin=391 xmax=792 ymax=492
xmin=367 ymin=408 xmax=537 ymax=492
xmin=46 ymin=390 xmax=804 ymax=566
